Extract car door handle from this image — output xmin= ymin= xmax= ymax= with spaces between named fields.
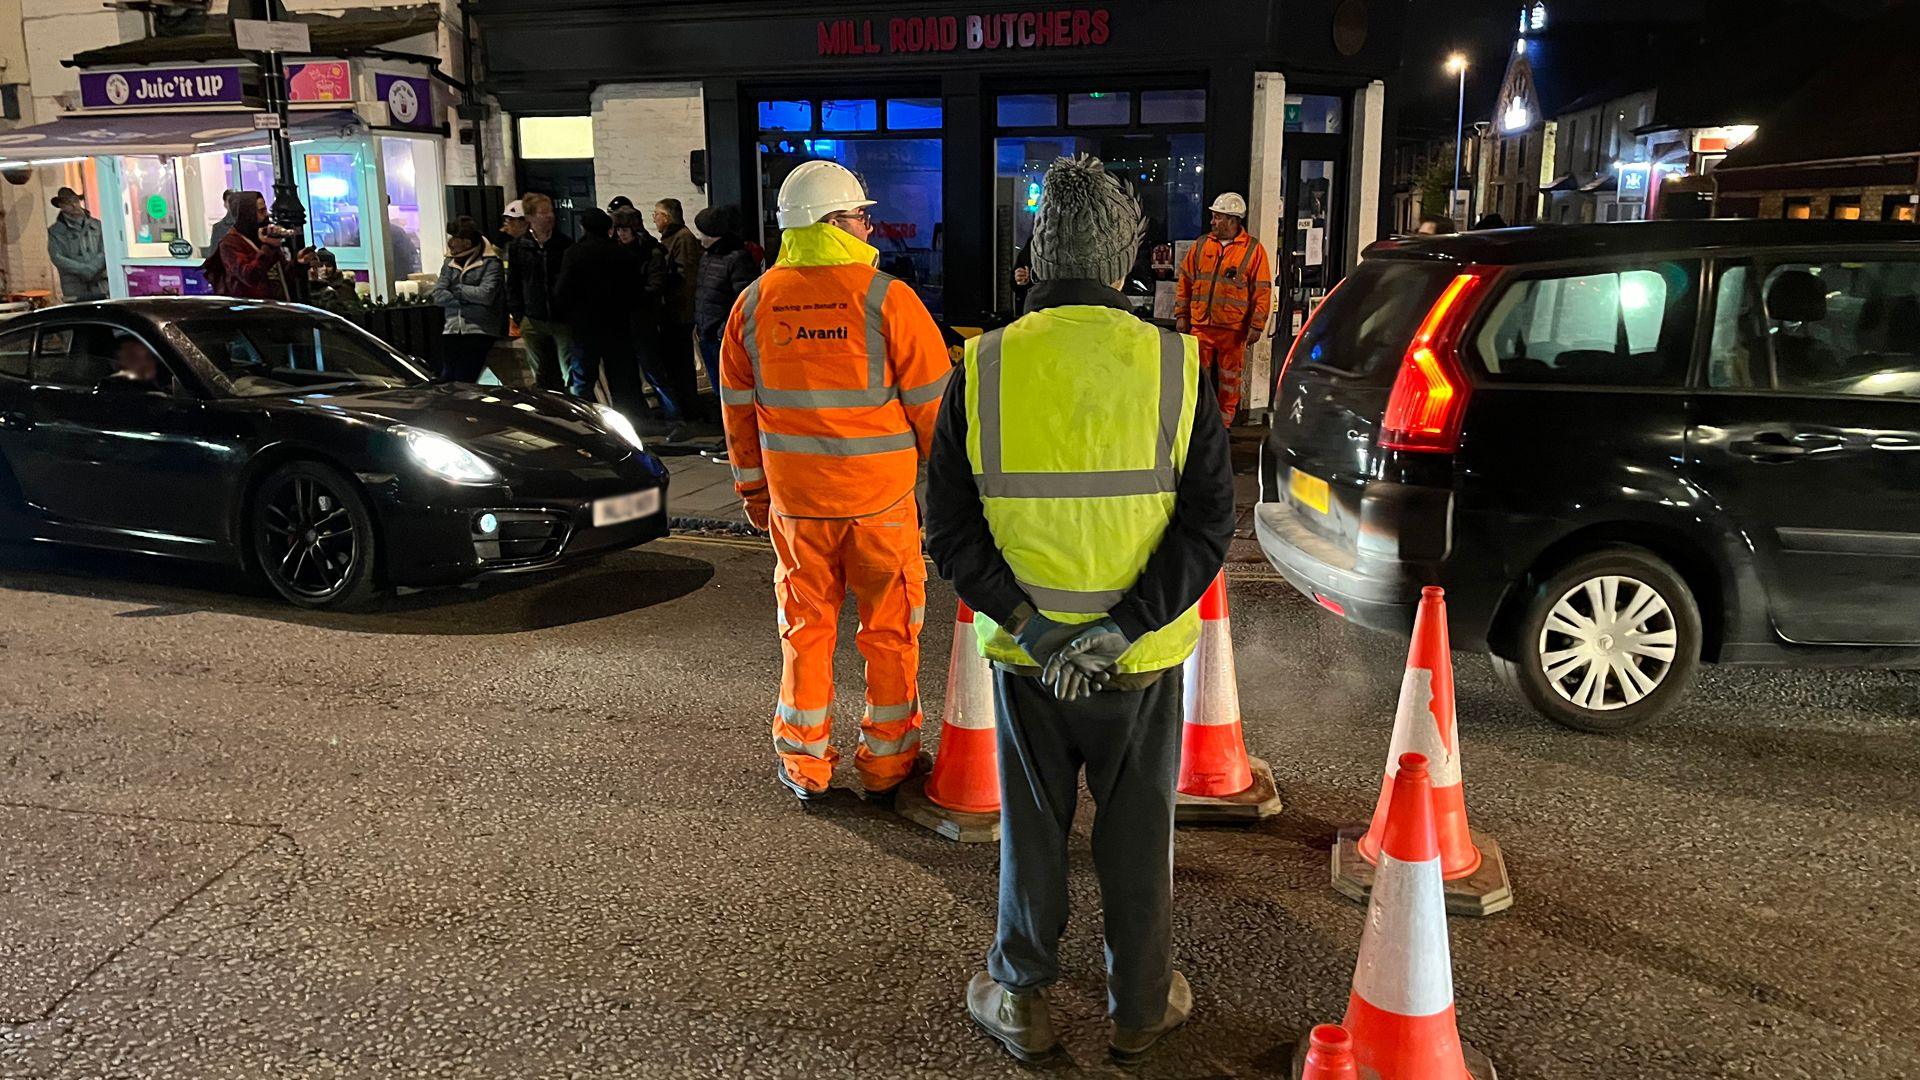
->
xmin=1872 ymin=436 xmax=1920 ymax=452
xmin=0 ymin=410 xmax=27 ymax=431
xmin=1731 ymin=434 xmax=1807 ymax=461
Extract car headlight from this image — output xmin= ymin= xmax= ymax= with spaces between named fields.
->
xmin=592 ymin=403 xmax=647 ymax=453
xmin=399 ymin=427 xmax=498 ymax=483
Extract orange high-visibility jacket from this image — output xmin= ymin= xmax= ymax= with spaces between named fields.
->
xmin=720 ymin=222 xmax=951 ymax=519
xmin=1176 ymin=231 xmax=1273 ymax=334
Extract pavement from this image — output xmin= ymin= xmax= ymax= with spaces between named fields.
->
xmin=0 ymin=532 xmax=1915 ymax=1079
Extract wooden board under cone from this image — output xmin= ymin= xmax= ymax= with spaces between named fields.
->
xmin=1331 ymin=825 xmax=1515 ymax=917
xmin=895 ymin=776 xmax=999 ymax=843
xmin=1176 ymin=756 xmax=1284 ymax=824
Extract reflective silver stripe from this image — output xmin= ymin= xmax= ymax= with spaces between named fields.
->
xmin=757 ymin=385 xmax=895 ymax=409
xmin=909 ymin=605 xmax=925 ymax=624
xmin=720 ymin=386 xmax=757 ymax=405
xmin=731 ymin=465 xmax=764 ymax=483
xmin=739 ymin=280 xmax=765 ymax=381
xmin=1019 ymin=581 xmax=1125 ymax=614
xmin=975 ymin=329 xmax=1006 ymax=476
xmin=1156 ymin=329 xmax=1183 ymax=472
xmin=864 ymin=699 xmax=921 ymax=723
xmin=898 ymin=368 xmax=951 ymax=407
xmin=860 ymin=728 xmax=922 ymax=758
xmin=776 ymin=605 xmax=788 ymax=628
xmin=774 ymin=733 xmax=833 ymax=757
xmin=776 ymin=701 xmax=830 ymax=726
xmin=762 ymin=430 xmax=917 ymax=456
xmin=978 ymin=468 xmax=1176 ymax=499
xmin=864 ymin=272 xmax=893 ymax=389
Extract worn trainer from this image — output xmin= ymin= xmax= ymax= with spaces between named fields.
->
xmin=775 ymin=765 xmax=828 ymax=803
xmin=966 ymin=972 xmax=1060 ymax=1063
xmin=1110 ymin=970 xmax=1193 ymax=1063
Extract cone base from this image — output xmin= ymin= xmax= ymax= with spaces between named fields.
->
xmin=1331 ymin=825 xmax=1515 ymax=917
xmin=1287 ymin=1032 xmax=1498 ymax=1080
xmin=895 ymin=776 xmax=1000 ymax=843
xmin=1175 ymin=756 xmax=1284 ymax=824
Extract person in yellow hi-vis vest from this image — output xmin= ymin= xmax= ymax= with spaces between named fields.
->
xmin=925 ymin=156 xmax=1235 ymax=1065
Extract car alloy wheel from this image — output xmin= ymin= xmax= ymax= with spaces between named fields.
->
xmin=1537 ymin=574 xmax=1678 ymax=711
xmin=260 ymin=472 xmax=362 ymax=602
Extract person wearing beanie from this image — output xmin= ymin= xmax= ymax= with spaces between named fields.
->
xmin=924 ymin=155 xmax=1235 ymax=1065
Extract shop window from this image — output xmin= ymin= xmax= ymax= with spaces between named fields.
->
xmin=757 ymin=138 xmax=944 ymax=314
xmin=304 ymin=153 xmax=364 ymax=254
xmin=1883 ymin=194 xmax=1916 ymax=223
xmin=885 ymin=98 xmax=943 ymax=130
xmin=1784 ymin=198 xmax=1813 ymax=220
xmin=819 ymin=99 xmax=878 ymax=133
xmin=1067 ymin=92 xmax=1131 ymax=126
xmin=1829 ymin=196 xmax=1862 ymax=221
xmin=383 ymin=137 xmax=443 ymax=283
xmin=996 ymin=94 xmax=1058 ymax=127
xmin=1284 ymin=94 xmax=1342 ymax=134
xmin=757 ymin=100 xmax=813 ymax=132
xmin=1140 ymin=89 xmax=1205 ymax=125
xmin=123 ymin=156 xmax=183 ymax=250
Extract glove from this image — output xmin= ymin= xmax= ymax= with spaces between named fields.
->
xmin=1042 ymin=618 xmax=1132 ymax=702
xmin=744 ymin=498 xmax=770 ymax=531
xmin=1013 ymin=609 xmax=1084 ymax=676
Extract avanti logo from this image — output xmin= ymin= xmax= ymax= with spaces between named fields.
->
xmin=772 ymin=321 xmax=849 ymax=346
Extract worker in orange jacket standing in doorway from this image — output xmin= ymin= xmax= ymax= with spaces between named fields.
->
xmin=1175 ymin=193 xmax=1272 ymax=426
xmin=720 ymin=160 xmax=952 ymax=804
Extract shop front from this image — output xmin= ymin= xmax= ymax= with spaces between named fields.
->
xmin=476 ymin=0 xmax=1407 ymax=411
xmin=0 ymin=57 xmax=447 ymax=301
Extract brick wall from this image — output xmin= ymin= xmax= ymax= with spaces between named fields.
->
xmin=591 ymin=83 xmax=708 ymax=237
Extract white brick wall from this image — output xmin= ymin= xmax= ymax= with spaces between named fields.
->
xmin=591 ymin=82 xmax=707 ymax=237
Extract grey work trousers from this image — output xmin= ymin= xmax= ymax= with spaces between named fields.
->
xmin=987 ymin=666 xmax=1183 ymax=1029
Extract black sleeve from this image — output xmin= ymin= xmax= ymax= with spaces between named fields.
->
xmin=923 ymin=364 xmax=1032 ymax=627
xmin=505 ymin=241 xmax=525 ymax=319
xmin=1107 ymin=366 xmax=1236 ymax=643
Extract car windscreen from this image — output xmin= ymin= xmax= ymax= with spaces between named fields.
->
xmin=1290 ymin=259 xmax=1458 ymax=381
xmin=173 ymin=313 xmax=428 ymax=398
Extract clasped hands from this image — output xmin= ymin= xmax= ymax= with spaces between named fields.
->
xmin=1015 ymin=613 xmax=1131 ymax=703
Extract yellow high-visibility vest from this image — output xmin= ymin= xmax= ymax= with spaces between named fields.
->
xmin=964 ymin=303 xmax=1203 ymax=674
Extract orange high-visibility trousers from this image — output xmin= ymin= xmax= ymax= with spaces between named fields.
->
xmin=768 ymin=495 xmax=929 ymax=794
xmin=1193 ymin=325 xmax=1249 ymax=426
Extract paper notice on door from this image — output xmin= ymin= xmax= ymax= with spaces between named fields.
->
xmin=1154 ymin=281 xmax=1177 ymax=320
xmin=1304 ymin=227 xmax=1325 ymax=267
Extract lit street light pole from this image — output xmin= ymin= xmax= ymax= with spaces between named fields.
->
xmin=1447 ymin=53 xmax=1469 ymax=228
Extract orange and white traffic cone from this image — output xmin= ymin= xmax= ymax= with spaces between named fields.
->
xmin=1297 ymin=1024 xmax=1360 ymax=1080
xmin=896 ymin=601 xmax=1000 ymax=842
xmin=1332 ymin=586 xmax=1513 ymax=915
xmin=1177 ymin=571 xmax=1283 ymax=822
xmin=1339 ymin=753 xmax=1497 ymax=1080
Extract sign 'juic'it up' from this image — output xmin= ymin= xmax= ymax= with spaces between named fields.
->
xmin=818 ymin=8 xmax=1111 ymax=56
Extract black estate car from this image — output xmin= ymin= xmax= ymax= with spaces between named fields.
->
xmin=0 ymin=299 xmax=670 ymax=608
xmin=1258 ymin=220 xmax=1920 ymax=732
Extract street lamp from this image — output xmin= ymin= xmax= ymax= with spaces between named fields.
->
xmin=1446 ymin=53 xmax=1469 ymax=227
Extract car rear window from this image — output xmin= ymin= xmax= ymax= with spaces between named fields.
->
xmin=1290 ymin=259 xmax=1458 ymax=380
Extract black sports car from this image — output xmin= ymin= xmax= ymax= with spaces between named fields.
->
xmin=0 ymin=298 xmax=670 ymax=608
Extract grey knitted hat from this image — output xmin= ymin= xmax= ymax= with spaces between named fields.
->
xmin=1028 ymin=155 xmax=1146 ymax=285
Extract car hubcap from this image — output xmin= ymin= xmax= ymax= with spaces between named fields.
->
xmin=1538 ymin=574 xmax=1678 ymax=711
xmin=262 ymin=477 xmax=358 ymax=598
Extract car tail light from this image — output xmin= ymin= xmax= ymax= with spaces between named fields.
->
xmin=1380 ymin=269 xmax=1494 ymax=453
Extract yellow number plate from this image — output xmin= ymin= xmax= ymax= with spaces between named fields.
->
xmin=1289 ymin=469 xmax=1330 ymax=515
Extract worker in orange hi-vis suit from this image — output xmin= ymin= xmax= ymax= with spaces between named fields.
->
xmin=1174 ymin=192 xmax=1272 ymax=426
xmin=720 ymin=160 xmax=952 ymax=804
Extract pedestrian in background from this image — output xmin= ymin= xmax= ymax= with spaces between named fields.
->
xmin=554 ymin=207 xmax=644 ymax=413
xmin=430 ymin=217 xmax=506 ymax=383
xmin=507 ymin=192 xmax=573 ymax=393
xmin=612 ymin=206 xmax=676 ymax=429
xmin=1175 ymin=192 xmax=1271 ymax=427
xmin=693 ymin=204 xmax=759 ymax=428
xmin=926 ymin=154 xmax=1235 ymax=1065
xmin=496 ymin=199 xmax=529 ymax=253
xmin=299 ymin=247 xmax=363 ymax=315
xmin=208 ymin=189 xmax=238 ymax=252
xmin=654 ymin=197 xmax=707 ymax=431
xmin=211 ymin=190 xmax=290 ymax=301
xmin=47 ymin=187 xmax=108 ymax=303
xmin=720 ymin=160 xmax=950 ymax=804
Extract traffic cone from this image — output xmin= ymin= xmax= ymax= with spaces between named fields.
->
xmin=1339 ymin=753 xmax=1497 ymax=1080
xmin=895 ymin=601 xmax=1000 ymax=842
xmin=1296 ymin=1024 xmax=1359 ymax=1080
xmin=1176 ymin=572 xmax=1283 ymax=823
xmin=1332 ymin=586 xmax=1513 ymax=916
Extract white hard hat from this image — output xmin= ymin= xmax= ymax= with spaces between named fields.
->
xmin=776 ymin=160 xmax=875 ymax=229
xmin=1208 ymin=192 xmax=1248 ymax=218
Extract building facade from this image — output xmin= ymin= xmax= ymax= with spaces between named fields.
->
xmin=473 ymin=0 xmax=1410 ymax=414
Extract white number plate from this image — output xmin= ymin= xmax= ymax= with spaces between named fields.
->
xmin=591 ymin=488 xmax=661 ymax=528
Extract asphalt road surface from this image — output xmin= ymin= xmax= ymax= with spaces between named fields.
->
xmin=0 ymin=536 xmax=1914 ymax=1079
